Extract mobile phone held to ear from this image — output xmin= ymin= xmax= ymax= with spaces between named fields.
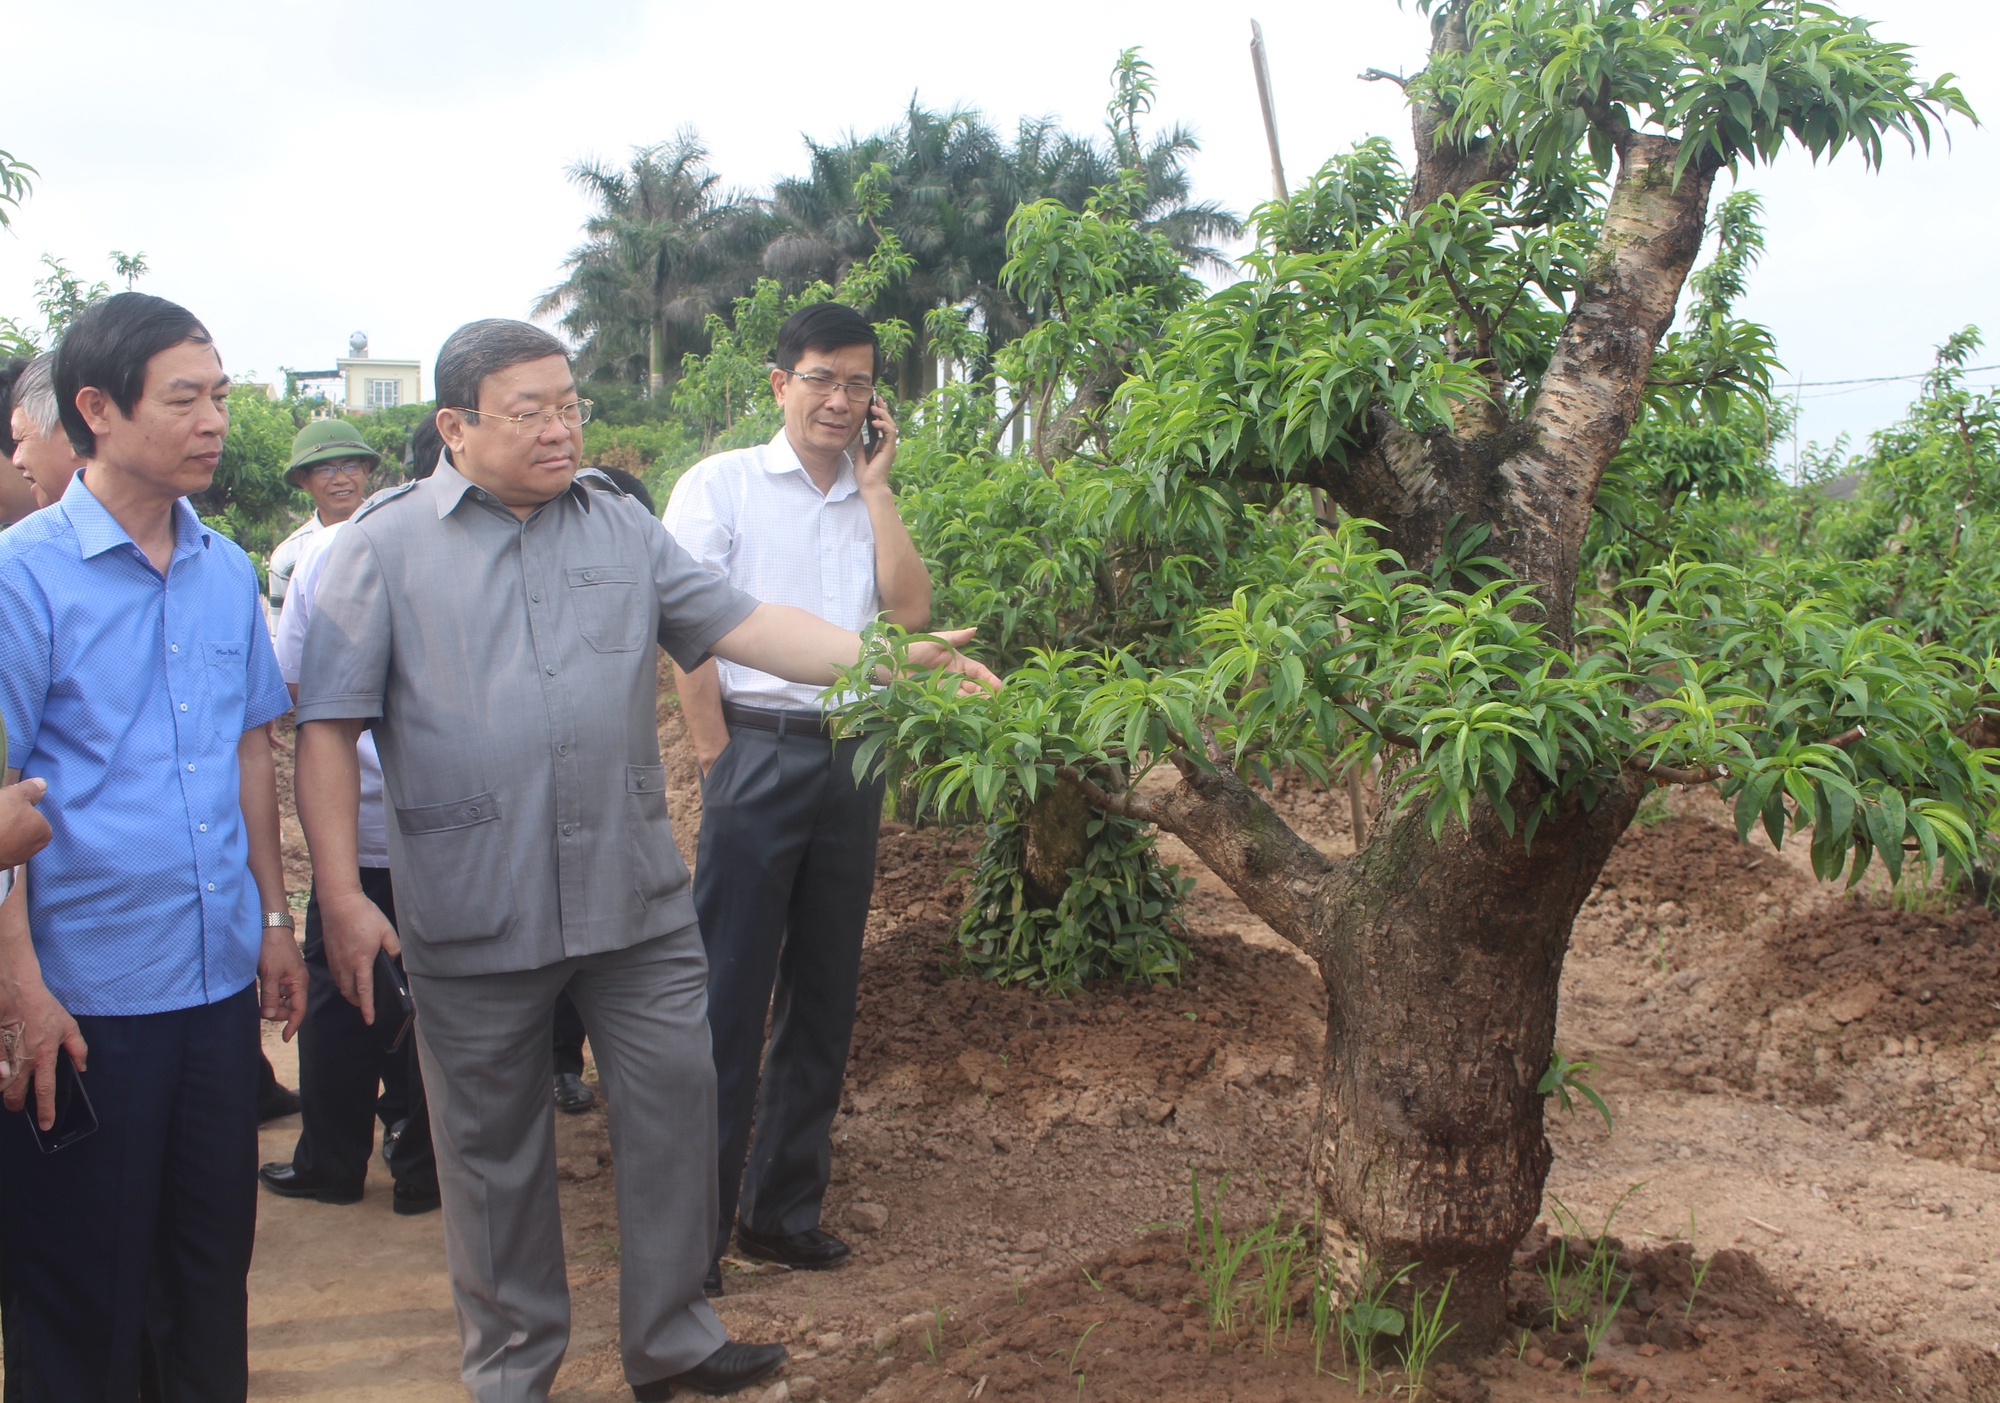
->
xmin=28 ymin=1051 xmax=97 ymax=1154
xmin=374 ymin=947 xmax=416 ymax=1053
xmin=861 ymin=396 xmax=882 ymax=462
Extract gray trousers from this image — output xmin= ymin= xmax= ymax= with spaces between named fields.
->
xmin=409 ymin=927 xmax=725 ymax=1402
xmin=696 ymin=727 xmax=884 ymax=1263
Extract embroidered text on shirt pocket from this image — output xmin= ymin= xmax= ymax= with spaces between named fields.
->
xmin=203 ymin=640 xmax=249 ymax=740
xmin=566 ymin=564 xmax=645 ymax=653
xmin=393 ymin=791 xmax=515 ymax=944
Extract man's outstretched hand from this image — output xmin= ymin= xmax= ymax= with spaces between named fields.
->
xmin=902 ymin=628 xmax=1002 ymax=695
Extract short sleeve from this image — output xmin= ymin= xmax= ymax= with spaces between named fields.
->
xmin=661 ymin=458 xmax=735 ymax=577
xmin=296 ymin=524 xmax=392 ymax=723
xmin=0 ymin=557 xmax=52 ymax=771
xmin=650 ymin=515 xmax=757 ymax=672
xmin=243 ymin=582 xmax=293 ymax=731
xmin=274 ymin=525 xmax=340 ymax=684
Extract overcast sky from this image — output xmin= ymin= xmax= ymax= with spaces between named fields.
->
xmin=4 ymin=0 xmax=1994 ymax=460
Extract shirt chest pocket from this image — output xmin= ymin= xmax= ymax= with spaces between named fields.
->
xmin=202 ymin=640 xmax=249 ymax=740
xmin=565 ymin=564 xmax=645 ymax=653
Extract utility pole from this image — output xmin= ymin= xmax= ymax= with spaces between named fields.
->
xmin=1250 ymin=19 xmax=1287 ymax=200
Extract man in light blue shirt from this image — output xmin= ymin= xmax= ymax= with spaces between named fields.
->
xmin=0 ymin=293 xmax=304 ymax=1401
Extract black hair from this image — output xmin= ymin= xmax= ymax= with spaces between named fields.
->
xmin=54 ymin=292 xmax=214 ymax=459
xmin=591 ymin=464 xmax=656 ymax=515
xmin=434 ymin=319 xmax=569 ymax=415
xmin=406 ymin=411 xmax=443 ymax=480
xmin=0 ymin=358 xmax=25 ymax=459
xmin=773 ymin=303 xmax=884 ymax=381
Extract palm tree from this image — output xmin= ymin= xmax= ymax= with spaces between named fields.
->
xmin=536 ymin=130 xmax=767 ymax=393
xmin=758 ymin=61 xmax=1241 ymax=400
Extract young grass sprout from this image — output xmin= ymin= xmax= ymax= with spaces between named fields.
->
xmin=1540 ymin=1050 xmax=1615 ymax=1131
xmin=1338 ymin=1257 xmax=1412 ymax=1396
xmin=1399 ymin=1277 xmax=1458 ymax=1397
xmin=1253 ymin=1206 xmax=1306 ymax=1354
xmin=1684 ymin=1210 xmax=1714 ymax=1321
xmin=1186 ymin=1169 xmax=1258 ymax=1338
xmin=1578 ymin=1277 xmax=1630 ymax=1395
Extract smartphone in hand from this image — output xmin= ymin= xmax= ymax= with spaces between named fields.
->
xmin=374 ymin=947 xmax=416 ymax=1052
xmin=28 ymin=1051 xmax=97 ymax=1154
xmin=861 ymin=396 xmax=882 ymax=461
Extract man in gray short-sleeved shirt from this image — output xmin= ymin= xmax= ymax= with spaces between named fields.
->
xmin=294 ymin=320 xmax=995 ymax=1403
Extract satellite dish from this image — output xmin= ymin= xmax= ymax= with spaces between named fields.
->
xmin=348 ymin=331 xmax=369 ymax=357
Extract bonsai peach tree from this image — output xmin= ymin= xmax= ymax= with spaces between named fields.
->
xmin=845 ymin=0 xmax=1988 ymax=1351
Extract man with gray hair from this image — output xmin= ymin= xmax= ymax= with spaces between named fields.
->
xmin=7 ymin=352 xmax=84 ymax=512
xmin=294 ymin=318 xmax=997 ymax=1402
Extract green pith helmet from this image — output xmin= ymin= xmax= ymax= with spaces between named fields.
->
xmin=285 ymin=418 xmax=382 ymax=488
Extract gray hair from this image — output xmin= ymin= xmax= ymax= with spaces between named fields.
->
xmin=434 ymin=320 xmax=568 ymax=415
xmin=12 ymin=352 xmax=58 ymax=437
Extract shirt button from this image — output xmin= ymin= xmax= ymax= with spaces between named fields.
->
xmin=562 ymin=823 xmax=574 ymax=836
xmin=206 ymin=882 xmax=215 ymax=892
xmin=186 ymin=763 xmax=196 ymax=772
xmin=170 ymin=644 xmax=180 ymax=653
xmin=545 ymin=665 xmax=556 ymax=676
xmin=468 ymin=806 xmax=481 ymax=817
xmin=557 ymin=744 xmax=568 ymax=756
xmin=531 ymin=592 xmax=542 ymax=602
xmin=584 ymin=570 xmax=597 ymax=581
xmin=180 ymin=703 xmax=188 ymax=712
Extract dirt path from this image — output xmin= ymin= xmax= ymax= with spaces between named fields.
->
xmin=224 ymin=713 xmax=2000 ymax=1400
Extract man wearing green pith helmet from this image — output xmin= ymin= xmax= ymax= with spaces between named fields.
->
xmin=267 ymin=419 xmax=380 ymax=606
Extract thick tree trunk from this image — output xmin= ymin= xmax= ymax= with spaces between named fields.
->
xmin=1022 ymin=783 xmax=1095 ymax=910
xmin=1303 ymin=779 xmax=1640 ymax=1350
xmin=1131 ymin=762 xmax=1641 ymax=1352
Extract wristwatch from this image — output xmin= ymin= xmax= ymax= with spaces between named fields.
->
xmin=263 ymin=910 xmax=296 ymax=931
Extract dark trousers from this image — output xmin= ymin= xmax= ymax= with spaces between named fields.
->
xmin=0 ymin=985 xmax=259 ymax=1402
xmin=552 ymin=987 xmax=588 ymax=1078
xmin=288 ymin=867 xmax=434 ymax=1192
xmin=697 ymin=725 xmax=883 ymax=1263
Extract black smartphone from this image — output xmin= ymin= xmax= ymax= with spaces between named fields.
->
xmin=861 ymin=396 xmax=881 ymax=461
xmin=374 ymin=948 xmax=416 ymax=1053
xmin=28 ymin=1051 xmax=97 ymax=1154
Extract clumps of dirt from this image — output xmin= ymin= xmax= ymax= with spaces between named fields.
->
xmin=846 ymin=836 xmax=1323 ymax=1164
xmin=847 ymin=1223 xmax=1907 ymax=1403
xmin=1501 ymin=1227 xmax=1903 ymax=1402
xmin=1567 ymin=815 xmax=2000 ymax=1165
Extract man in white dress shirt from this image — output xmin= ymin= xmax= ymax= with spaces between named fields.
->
xmin=664 ymin=303 xmax=933 ymax=1292
xmin=258 ymin=515 xmax=439 ymax=1214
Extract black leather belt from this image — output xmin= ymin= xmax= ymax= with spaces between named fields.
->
xmin=722 ymin=701 xmax=835 ymax=740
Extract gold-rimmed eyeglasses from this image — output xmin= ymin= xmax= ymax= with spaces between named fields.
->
xmin=787 ymin=372 xmax=875 ymax=404
xmin=445 ymin=399 xmax=594 ymax=436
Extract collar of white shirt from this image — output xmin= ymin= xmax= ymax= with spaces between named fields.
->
xmin=763 ymin=429 xmax=859 ymax=501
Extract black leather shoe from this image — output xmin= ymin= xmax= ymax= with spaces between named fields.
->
xmin=393 ymin=1175 xmax=441 ymax=1216
xmin=258 ymin=1162 xmax=362 ymax=1205
xmin=703 ymin=1263 xmax=723 ymax=1298
xmin=734 ymin=1224 xmax=850 ymax=1270
xmin=257 ymin=1082 xmax=302 ymax=1123
xmin=554 ymin=1072 xmax=597 ymax=1114
xmin=632 ymin=1341 xmax=787 ymax=1399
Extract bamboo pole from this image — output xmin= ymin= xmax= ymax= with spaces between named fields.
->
xmin=1250 ymin=19 xmax=1287 ymax=200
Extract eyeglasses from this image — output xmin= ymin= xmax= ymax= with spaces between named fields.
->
xmin=307 ymin=459 xmax=371 ymax=480
xmin=788 ymin=372 xmax=875 ymax=404
xmin=445 ymin=399 xmax=594 ymax=436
